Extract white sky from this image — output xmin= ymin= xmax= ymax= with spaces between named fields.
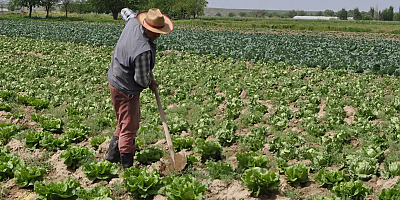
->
xmin=206 ymin=0 xmax=400 ymax=12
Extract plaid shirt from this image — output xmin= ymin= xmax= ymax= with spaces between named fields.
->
xmin=121 ymin=8 xmax=152 ymax=88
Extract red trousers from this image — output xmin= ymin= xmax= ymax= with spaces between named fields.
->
xmin=108 ymin=82 xmax=140 ymax=153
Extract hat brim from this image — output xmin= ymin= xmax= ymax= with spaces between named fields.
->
xmin=137 ymin=11 xmax=174 ymax=34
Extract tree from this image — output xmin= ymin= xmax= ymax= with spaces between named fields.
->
xmin=228 ymin=12 xmax=235 ymax=17
xmin=67 ymin=0 xmax=93 ymax=14
xmin=239 ymin=12 xmax=246 ymax=17
xmin=324 ymin=9 xmax=334 ymax=16
xmin=215 ymin=12 xmax=221 ymax=17
xmin=287 ymin=10 xmax=297 ymax=18
xmin=353 ymin=8 xmax=361 ymax=20
xmin=369 ymin=7 xmax=375 ymax=20
xmin=297 ymin=10 xmax=307 ymax=16
xmin=252 ymin=10 xmax=267 ymax=18
xmin=88 ymin=0 xmax=141 ymax=20
xmin=61 ymin=0 xmax=71 ymax=17
xmin=315 ymin=11 xmax=323 ymax=16
xmin=395 ymin=7 xmax=400 ymax=21
xmin=337 ymin=8 xmax=347 ymax=20
xmin=382 ymin=6 xmax=394 ymax=21
xmin=10 ymin=0 xmax=40 ymax=18
xmin=347 ymin=9 xmax=354 ymax=17
xmin=187 ymin=0 xmax=207 ymax=19
xmin=40 ymin=0 xmax=58 ymax=18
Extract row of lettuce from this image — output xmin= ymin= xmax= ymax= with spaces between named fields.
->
xmin=1 ymin=19 xmax=400 ymax=76
xmin=3 ymin=28 xmax=400 ymax=199
xmin=3 ymin=120 xmax=400 ymax=199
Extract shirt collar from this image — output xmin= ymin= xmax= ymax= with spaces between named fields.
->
xmin=139 ymin=25 xmax=148 ymax=40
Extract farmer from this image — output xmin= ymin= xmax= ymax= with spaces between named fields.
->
xmin=106 ymin=8 xmax=174 ymax=169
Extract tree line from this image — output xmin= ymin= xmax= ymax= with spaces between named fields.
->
xmin=6 ymin=0 xmax=208 ymax=19
xmin=224 ymin=6 xmax=400 ymax=21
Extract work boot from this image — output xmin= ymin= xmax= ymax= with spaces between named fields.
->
xmin=120 ymin=153 xmax=134 ymax=169
xmin=105 ymin=136 xmax=120 ymax=163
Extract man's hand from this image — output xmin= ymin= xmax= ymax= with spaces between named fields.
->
xmin=149 ymin=79 xmax=158 ymax=92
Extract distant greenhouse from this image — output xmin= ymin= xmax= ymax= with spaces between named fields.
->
xmin=293 ymin=16 xmax=338 ymax=20
xmin=293 ymin=16 xmax=354 ymax=20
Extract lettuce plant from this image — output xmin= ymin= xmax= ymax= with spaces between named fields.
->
xmin=242 ymin=167 xmax=280 ymax=197
xmin=315 ymin=169 xmax=350 ymax=188
xmin=25 ymin=130 xmax=50 ymax=149
xmin=387 ymin=161 xmax=400 ymax=177
xmin=236 ymin=151 xmax=269 ymax=173
xmin=161 ymin=174 xmax=207 ymax=200
xmin=63 ymin=126 xmax=90 ymax=143
xmin=77 ymin=186 xmax=115 ymax=200
xmin=378 ymin=184 xmax=400 ymax=200
xmin=83 ymin=159 xmax=118 ymax=182
xmin=136 ymin=146 xmax=164 ymax=165
xmin=332 ymin=180 xmax=372 ymax=199
xmin=284 ymin=163 xmax=309 ymax=186
xmin=39 ymin=134 xmax=71 ymax=151
xmin=40 ymin=117 xmax=64 ymax=133
xmin=15 ymin=166 xmax=47 ymax=188
xmin=171 ymin=135 xmax=194 ymax=151
xmin=0 ymin=124 xmax=23 ymax=146
xmin=0 ymin=147 xmax=22 ymax=180
xmin=60 ymin=145 xmax=96 ymax=169
xmin=34 ymin=177 xmax=82 ymax=200
xmin=122 ymin=167 xmax=163 ymax=199
xmin=89 ymin=136 xmax=106 ymax=150
xmin=194 ymin=139 xmax=223 ymax=162
xmin=346 ymin=155 xmax=378 ymax=180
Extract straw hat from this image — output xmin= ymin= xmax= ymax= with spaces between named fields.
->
xmin=137 ymin=8 xmax=174 ymax=34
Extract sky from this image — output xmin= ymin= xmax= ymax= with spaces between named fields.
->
xmin=206 ymin=0 xmax=400 ymax=12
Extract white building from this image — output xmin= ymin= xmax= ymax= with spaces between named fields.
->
xmin=293 ymin=16 xmax=338 ymax=20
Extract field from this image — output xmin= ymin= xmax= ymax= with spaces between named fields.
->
xmin=2 ymin=14 xmax=400 ymax=200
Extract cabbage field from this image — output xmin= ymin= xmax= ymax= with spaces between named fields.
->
xmin=2 ymin=19 xmax=400 ymax=200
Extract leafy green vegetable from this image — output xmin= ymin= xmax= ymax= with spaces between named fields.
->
xmin=34 ymin=177 xmax=82 ymax=200
xmin=16 ymin=95 xmax=49 ymax=110
xmin=315 ymin=169 xmax=350 ymax=188
xmin=60 ymin=145 xmax=96 ymax=169
xmin=38 ymin=117 xmax=64 ymax=133
xmin=0 ymin=124 xmax=23 ymax=146
xmin=236 ymin=151 xmax=269 ymax=173
xmin=39 ymin=134 xmax=71 ymax=151
xmin=0 ymin=146 xmax=22 ymax=180
xmin=122 ymin=167 xmax=163 ymax=199
xmin=242 ymin=167 xmax=280 ymax=197
xmin=378 ymin=184 xmax=400 ymax=200
xmin=89 ymin=136 xmax=106 ymax=150
xmin=136 ymin=146 xmax=164 ymax=165
xmin=0 ymin=102 xmax=12 ymax=112
xmin=194 ymin=139 xmax=223 ymax=162
xmin=332 ymin=180 xmax=373 ymax=199
xmin=82 ymin=159 xmax=118 ymax=182
xmin=25 ymin=130 xmax=50 ymax=149
xmin=171 ymin=135 xmax=194 ymax=151
xmin=284 ymin=163 xmax=309 ymax=186
xmin=63 ymin=126 xmax=89 ymax=143
xmin=388 ymin=161 xmax=400 ymax=177
xmin=346 ymin=155 xmax=378 ymax=180
xmin=77 ymin=186 xmax=115 ymax=200
xmin=14 ymin=166 xmax=47 ymax=188
xmin=161 ymin=174 xmax=207 ymax=200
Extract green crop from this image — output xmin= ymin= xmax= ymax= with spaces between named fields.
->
xmin=242 ymin=167 xmax=280 ymax=197
xmin=60 ymin=146 xmax=96 ymax=169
